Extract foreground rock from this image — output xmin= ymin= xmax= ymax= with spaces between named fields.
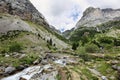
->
xmin=117 ymin=66 xmax=120 ymax=79
xmin=2 ymin=65 xmax=57 ymax=80
xmin=4 ymin=66 xmax=16 ymax=75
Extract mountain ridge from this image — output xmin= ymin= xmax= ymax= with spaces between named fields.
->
xmin=75 ymin=7 xmax=120 ymax=29
xmin=0 ymin=0 xmax=49 ymax=27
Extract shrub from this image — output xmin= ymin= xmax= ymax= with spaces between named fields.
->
xmin=98 ymin=37 xmax=113 ymax=44
xmin=49 ymin=38 xmax=53 ymax=46
xmin=20 ymin=53 xmax=39 ymax=65
xmin=77 ymin=46 xmax=86 ymax=54
xmin=79 ymin=54 xmax=91 ymax=61
xmin=104 ymin=44 xmax=113 ymax=50
xmin=72 ymin=42 xmax=79 ymax=50
xmin=85 ymin=44 xmax=99 ymax=53
xmin=114 ymin=38 xmax=120 ymax=46
xmin=9 ymin=42 xmax=23 ymax=52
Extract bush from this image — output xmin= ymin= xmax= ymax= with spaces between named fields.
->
xmin=20 ymin=53 xmax=39 ymax=65
xmin=85 ymin=44 xmax=99 ymax=53
xmin=9 ymin=42 xmax=23 ymax=52
xmin=114 ymin=38 xmax=120 ymax=46
xmin=77 ymin=46 xmax=86 ymax=54
xmin=98 ymin=37 xmax=113 ymax=44
xmin=79 ymin=54 xmax=91 ymax=61
xmin=104 ymin=44 xmax=113 ymax=50
xmin=72 ymin=42 xmax=79 ymax=50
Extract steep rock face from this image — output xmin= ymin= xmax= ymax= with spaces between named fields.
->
xmin=75 ymin=7 xmax=120 ymax=29
xmin=0 ymin=0 xmax=49 ymax=27
xmin=0 ymin=0 xmax=68 ymax=49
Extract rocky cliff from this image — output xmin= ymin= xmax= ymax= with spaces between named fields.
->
xmin=0 ymin=0 xmax=49 ymax=27
xmin=75 ymin=7 xmax=120 ymax=29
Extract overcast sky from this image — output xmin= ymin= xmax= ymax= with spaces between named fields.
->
xmin=30 ymin=0 xmax=120 ymax=32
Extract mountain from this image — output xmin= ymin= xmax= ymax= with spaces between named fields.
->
xmin=0 ymin=0 xmax=49 ymax=27
xmin=0 ymin=0 xmax=69 ymax=75
xmin=62 ymin=28 xmax=74 ymax=39
xmin=63 ymin=7 xmax=120 ymax=41
xmin=0 ymin=0 xmax=68 ymax=48
xmin=75 ymin=7 xmax=120 ymax=29
xmin=0 ymin=2 xmax=120 ymax=80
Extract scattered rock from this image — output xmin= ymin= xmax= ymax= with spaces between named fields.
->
xmin=111 ymin=60 xmax=119 ymax=65
xmin=0 ymin=66 xmax=5 ymax=75
xmin=17 ymin=65 xmax=25 ymax=71
xmin=112 ymin=65 xmax=117 ymax=70
xmin=5 ymin=54 xmax=10 ymax=57
xmin=19 ymin=54 xmax=26 ymax=59
xmin=117 ymin=66 xmax=120 ymax=72
xmin=101 ymin=76 xmax=107 ymax=80
xmin=41 ymin=60 xmax=48 ymax=65
xmin=44 ymin=53 xmax=53 ymax=60
xmin=33 ymin=58 xmax=41 ymax=65
xmin=13 ymin=52 xmax=20 ymax=58
xmin=110 ymin=76 xmax=115 ymax=80
xmin=19 ymin=77 xmax=27 ymax=80
xmin=4 ymin=66 xmax=16 ymax=75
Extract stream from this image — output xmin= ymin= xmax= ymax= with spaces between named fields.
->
xmin=1 ymin=53 xmax=77 ymax=80
xmin=1 ymin=64 xmax=57 ymax=80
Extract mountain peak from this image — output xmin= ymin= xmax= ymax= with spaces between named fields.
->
xmin=0 ymin=0 xmax=49 ymax=27
xmin=75 ymin=7 xmax=120 ymax=29
xmin=83 ymin=7 xmax=100 ymax=17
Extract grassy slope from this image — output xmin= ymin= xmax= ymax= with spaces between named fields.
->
xmin=0 ymin=14 xmax=69 ymax=68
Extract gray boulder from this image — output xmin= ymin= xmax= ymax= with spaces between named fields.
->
xmin=112 ymin=65 xmax=117 ymax=70
xmin=5 ymin=66 xmax=16 ymax=74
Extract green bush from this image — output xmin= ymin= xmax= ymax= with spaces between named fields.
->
xmin=77 ymin=46 xmax=86 ymax=54
xmin=114 ymin=38 xmax=120 ymax=46
xmin=98 ymin=37 xmax=113 ymax=44
xmin=20 ymin=53 xmax=39 ymax=65
xmin=72 ymin=42 xmax=79 ymax=50
xmin=104 ymin=44 xmax=113 ymax=50
xmin=9 ymin=42 xmax=23 ymax=52
xmin=79 ymin=54 xmax=91 ymax=61
xmin=85 ymin=44 xmax=99 ymax=53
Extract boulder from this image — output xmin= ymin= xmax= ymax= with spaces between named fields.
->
xmin=17 ymin=65 xmax=25 ymax=71
xmin=5 ymin=54 xmax=10 ymax=57
xmin=19 ymin=54 xmax=26 ymax=59
xmin=117 ymin=66 xmax=120 ymax=72
xmin=19 ymin=77 xmax=27 ymax=80
xmin=101 ymin=76 xmax=107 ymax=80
xmin=33 ymin=59 xmax=40 ymax=65
xmin=0 ymin=66 xmax=5 ymax=75
xmin=111 ymin=60 xmax=119 ymax=65
xmin=111 ymin=65 xmax=117 ymax=70
xmin=4 ymin=66 xmax=16 ymax=74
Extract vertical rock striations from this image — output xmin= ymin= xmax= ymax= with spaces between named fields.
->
xmin=0 ymin=0 xmax=49 ymax=27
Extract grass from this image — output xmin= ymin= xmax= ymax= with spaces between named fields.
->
xmin=70 ymin=65 xmax=98 ymax=80
xmin=56 ymin=74 xmax=61 ymax=80
xmin=20 ymin=53 xmax=39 ymax=65
xmin=96 ymin=61 xmax=112 ymax=75
xmin=0 ymin=52 xmax=40 ymax=68
xmin=0 ymin=31 xmax=44 ymax=68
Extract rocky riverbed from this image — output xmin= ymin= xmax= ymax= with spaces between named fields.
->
xmin=1 ymin=53 xmax=79 ymax=80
